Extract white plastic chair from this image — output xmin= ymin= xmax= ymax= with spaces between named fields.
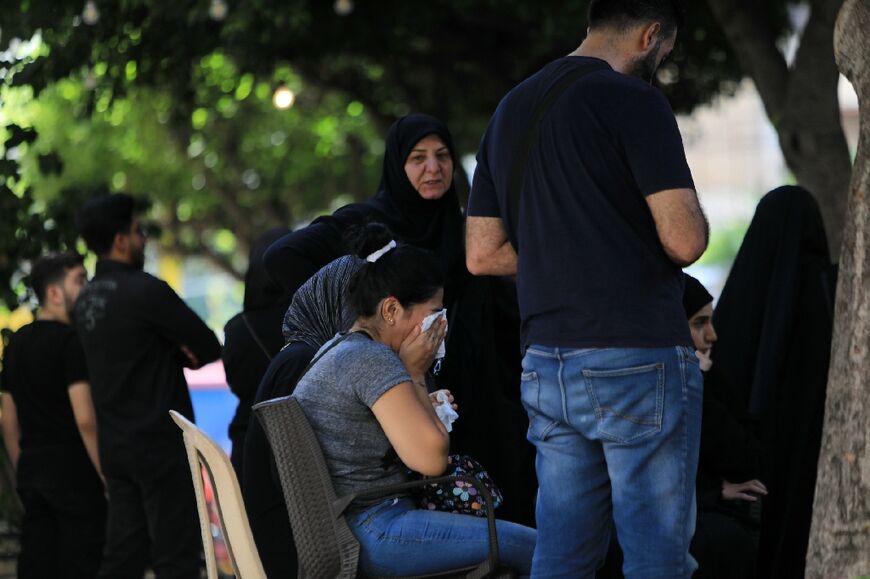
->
xmin=170 ymin=410 xmax=266 ymax=579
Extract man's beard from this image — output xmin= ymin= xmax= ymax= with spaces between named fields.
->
xmin=131 ymin=246 xmax=146 ymax=270
xmin=628 ymin=37 xmax=663 ymax=84
xmin=63 ymin=293 xmax=76 ymax=322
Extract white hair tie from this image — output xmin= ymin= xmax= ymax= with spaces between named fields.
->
xmin=366 ymin=240 xmax=397 ymax=263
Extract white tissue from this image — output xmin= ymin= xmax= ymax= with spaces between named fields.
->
xmin=434 ymin=390 xmax=459 ymax=432
xmin=421 ymin=309 xmax=447 ymax=359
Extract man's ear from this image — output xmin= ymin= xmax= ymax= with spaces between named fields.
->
xmin=639 ymin=21 xmax=662 ymax=51
xmin=112 ymin=231 xmax=128 ymax=256
xmin=44 ymin=283 xmax=63 ymax=307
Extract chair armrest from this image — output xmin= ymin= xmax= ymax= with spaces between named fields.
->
xmin=334 ymin=474 xmax=499 ymax=578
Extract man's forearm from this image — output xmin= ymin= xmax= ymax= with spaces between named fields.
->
xmin=77 ymin=422 xmax=104 ymax=482
xmin=467 ymin=240 xmax=518 ymax=276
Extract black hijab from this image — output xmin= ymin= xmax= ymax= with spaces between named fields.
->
xmin=331 ymin=113 xmax=466 ymax=287
xmin=244 ymin=227 xmax=293 ymax=311
xmin=683 ymin=273 xmax=713 ymax=319
xmin=711 ymin=185 xmax=831 ymax=417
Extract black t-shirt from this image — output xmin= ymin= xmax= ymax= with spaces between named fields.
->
xmin=0 ymin=320 xmax=102 ymax=489
xmin=73 ymin=260 xmax=221 ymax=472
xmin=469 ymin=56 xmax=693 ymax=349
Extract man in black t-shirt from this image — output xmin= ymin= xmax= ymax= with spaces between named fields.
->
xmin=467 ymin=1 xmax=708 ymax=577
xmin=1 ymin=253 xmax=106 ymax=578
xmin=73 ymin=194 xmax=221 ymax=579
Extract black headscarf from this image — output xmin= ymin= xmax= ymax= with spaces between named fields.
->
xmin=683 ymin=273 xmax=713 ymax=319
xmin=331 ymin=113 xmax=466 ymax=289
xmin=244 ymin=227 xmax=293 ymax=311
xmin=711 ymin=185 xmax=830 ymax=417
xmin=281 ymin=255 xmax=362 ymax=347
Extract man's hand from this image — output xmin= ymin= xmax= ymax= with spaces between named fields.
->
xmin=722 ymin=479 xmax=768 ymax=502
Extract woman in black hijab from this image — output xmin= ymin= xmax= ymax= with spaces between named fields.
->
xmin=264 ymin=113 xmax=465 ymax=302
xmin=264 ymin=113 xmax=535 ymax=526
xmin=705 ymin=185 xmax=836 ymax=578
xmin=683 ymin=273 xmax=764 ymax=579
xmin=222 ymin=227 xmax=292 ymax=476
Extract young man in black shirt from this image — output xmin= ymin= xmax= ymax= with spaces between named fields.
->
xmin=73 ymin=194 xmax=221 ymax=579
xmin=1 ymin=252 xmax=107 ymax=578
xmin=467 ymin=0 xmax=708 ymax=576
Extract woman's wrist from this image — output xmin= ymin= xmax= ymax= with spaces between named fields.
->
xmin=411 ymin=375 xmax=427 ymax=389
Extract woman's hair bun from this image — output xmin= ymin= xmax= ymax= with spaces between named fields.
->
xmin=344 ymin=222 xmax=398 ymax=259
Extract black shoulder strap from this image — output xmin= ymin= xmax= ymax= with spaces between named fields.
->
xmin=241 ymin=312 xmax=273 ymax=362
xmin=506 ymin=61 xmax=609 ymax=250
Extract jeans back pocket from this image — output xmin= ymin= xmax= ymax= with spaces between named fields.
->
xmin=582 ymin=362 xmax=664 ymax=443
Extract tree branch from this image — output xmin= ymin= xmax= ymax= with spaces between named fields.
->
xmin=163 ymin=210 xmax=244 ymax=281
xmin=706 ymin=0 xmax=790 ymax=121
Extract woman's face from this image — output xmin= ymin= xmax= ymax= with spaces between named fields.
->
xmin=404 ymin=135 xmax=453 ymax=200
xmin=688 ymin=303 xmax=717 ymax=353
xmin=395 ymin=288 xmax=445 ymax=342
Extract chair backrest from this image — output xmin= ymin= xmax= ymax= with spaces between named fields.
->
xmin=169 ymin=410 xmax=266 ymax=579
xmin=252 ymin=396 xmax=360 ymax=579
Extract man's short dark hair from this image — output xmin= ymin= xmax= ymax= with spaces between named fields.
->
xmin=29 ymin=252 xmax=84 ymax=305
xmin=588 ymin=0 xmax=684 ymax=36
xmin=77 ymin=194 xmax=137 ymax=256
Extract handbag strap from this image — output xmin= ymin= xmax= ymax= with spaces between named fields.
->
xmin=241 ymin=312 xmax=273 ymax=362
xmin=506 ymin=60 xmax=610 ymax=250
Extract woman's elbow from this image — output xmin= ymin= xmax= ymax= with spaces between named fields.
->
xmin=405 ymin=434 xmax=449 ymax=476
xmin=412 ymin=453 xmax=449 ymax=477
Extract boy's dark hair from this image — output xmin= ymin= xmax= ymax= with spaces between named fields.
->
xmin=29 ymin=252 xmax=84 ymax=304
xmin=588 ymin=0 xmax=684 ymax=36
xmin=346 ymin=223 xmax=444 ymax=318
xmin=76 ymin=193 xmax=137 ymax=256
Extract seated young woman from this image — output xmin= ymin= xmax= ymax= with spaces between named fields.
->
xmin=292 ymin=232 xmax=536 ymax=577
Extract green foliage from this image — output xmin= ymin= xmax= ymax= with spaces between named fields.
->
xmin=697 ymin=221 xmax=750 ymax=266
xmin=1 ymin=57 xmax=383 ymax=307
xmin=0 ymin=0 xmax=799 ymax=307
xmin=0 ymin=0 xmax=767 ymax=152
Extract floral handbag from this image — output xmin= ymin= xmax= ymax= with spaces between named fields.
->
xmin=411 ymin=454 xmax=504 ymax=517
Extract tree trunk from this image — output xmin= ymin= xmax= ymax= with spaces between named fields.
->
xmin=806 ymin=0 xmax=870 ymax=576
xmin=706 ymin=0 xmax=852 ymax=258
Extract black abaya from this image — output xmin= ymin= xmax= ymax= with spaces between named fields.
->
xmin=706 ymin=186 xmax=835 ymax=579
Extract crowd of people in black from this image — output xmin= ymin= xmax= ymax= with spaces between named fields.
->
xmin=0 ymin=1 xmax=838 ymax=577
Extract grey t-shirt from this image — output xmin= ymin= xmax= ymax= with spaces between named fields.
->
xmin=293 ymin=332 xmax=411 ymax=503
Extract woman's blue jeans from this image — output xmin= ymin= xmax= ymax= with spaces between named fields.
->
xmin=346 ymin=497 xmax=536 ymax=577
xmin=521 ymin=345 xmax=702 ymax=578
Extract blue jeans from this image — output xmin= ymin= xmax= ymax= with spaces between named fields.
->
xmin=521 ymin=346 xmax=702 ymax=579
xmin=346 ymin=497 xmax=536 ymax=577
